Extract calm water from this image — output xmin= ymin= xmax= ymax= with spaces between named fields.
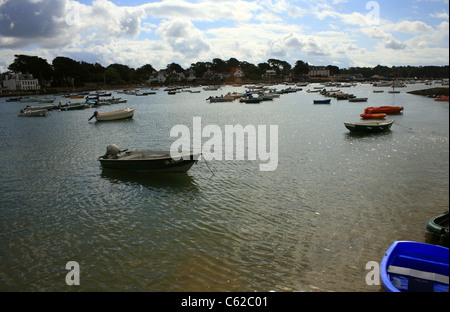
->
xmin=0 ymin=83 xmax=448 ymax=292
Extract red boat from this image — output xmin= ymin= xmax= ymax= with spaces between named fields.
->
xmin=434 ymin=95 xmax=449 ymax=101
xmin=360 ymin=113 xmax=386 ymax=119
xmin=364 ymin=106 xmax=403 ymax=114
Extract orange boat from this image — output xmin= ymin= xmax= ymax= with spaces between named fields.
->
xmin=360 ymin=113 xmax=386 ymax=119
xmin=434 ymin=95 xmax=449 ymax=101
xmin=364 ymin=106 xmax=403 ymax=114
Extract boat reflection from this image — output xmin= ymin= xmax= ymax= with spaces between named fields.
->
xmin=100 ymin=168 xmax=200 ymax=191
xmin=344 ymin=130 xmax=393 ymax=140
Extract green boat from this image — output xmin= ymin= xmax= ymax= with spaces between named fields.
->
xmin=344 ymin=120 xmax=394 ymax=132
xmin=427 ymin=212 xmax=449 ymax=240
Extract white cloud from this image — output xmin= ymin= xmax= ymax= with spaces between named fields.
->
xmin=395 ymin=20 xmax=433 ymax=33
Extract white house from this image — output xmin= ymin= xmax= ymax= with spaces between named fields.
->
xmin=308 ymin=66 xmax=330 ymax=77
xmin=262 ymin=69 xmax=276 ymax=79
xmin=148 ymin=70 xmax=167 ymax=83
xmin=3 ymin=73 xmax=40 ymax=91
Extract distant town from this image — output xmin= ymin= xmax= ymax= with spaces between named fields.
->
xmin=1 ymin=54 xmax=449 ymax=95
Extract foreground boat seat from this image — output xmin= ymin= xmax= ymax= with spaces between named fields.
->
xmin=388 ymin=265 xmax=449 ymax=285
xmin=118 ymin=154 xmax=142 ymax=160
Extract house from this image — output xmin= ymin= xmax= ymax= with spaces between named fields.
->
xmin=186 ymin=69 xmax=196 ymax=81
xmin=148 ymin=70 xmax=167 ymax=83
xmin=308 ymin=66 xmax=330 ymax=78
xmin=262 ymin=69 xmax=277 ymax=79
xmin=231 ymin=67 xmax=245 ymax=78
xmin=2 ymin=73 xmax=40 ymax=91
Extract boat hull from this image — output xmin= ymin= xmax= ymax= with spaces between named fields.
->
xmin=313 ymin=99 xmax=331 ymax=104
xmin=18 ymin=109 xmax=47 ymax=117
xmin=360 ymin=113 xmax=386 ymax=119
xmin=380 ymin=241 xmax=449 ymax=292
xmin=364 ymin=106 xmax=403 ymax=114
xmin=95 ymin=108 xmax=134 ymax=121
xmin=426 ymin=212 xmax=449 ymax=240
xmin=99 ymin=151 xmax=200 ymax=173
xmin=344 ymin=120 xmax=394 ymax=132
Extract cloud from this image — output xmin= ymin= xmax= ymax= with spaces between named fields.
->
xmin=385 ymin=39 xmax=407 ymax=50
xmin=395 ymin=20 xmax=433 ymax=33
xmin=0 ymin=0 xmax=74 ymax=48
xmin=156 ymin=18 xmax=210 ymax=58
xmin=141 ymin=0 xmax=260 ymax=22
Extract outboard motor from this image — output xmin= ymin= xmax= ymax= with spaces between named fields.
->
xmin=102 ymin=144 xmax=121 ymax=159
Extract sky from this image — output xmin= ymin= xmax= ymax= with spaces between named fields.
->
xmin=0 ymin=0 xmax=449 ymax=72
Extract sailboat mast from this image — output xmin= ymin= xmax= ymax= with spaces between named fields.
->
xmin=392 ymin=70 xmax=395 ymax=91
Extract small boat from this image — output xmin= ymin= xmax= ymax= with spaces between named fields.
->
xmin=6 ymin=97 xmax=22 ymax=102
xmin=203 ymin=86 xmax=221 ymax=91
xmin=434 ymin=95 xmax=449 ymax=101
xmin=344 ymin=120 xmax=394 ymax=132
xmin=98 ymin=144 xmax=201 ymax=173
xmin=20 ymin=97 xmax=38 ymax=103
xmin=360 ymin=113 xmax=386 ymax=119
xmin=364 ymin=106 xmax=403 ymax=114
xmin=89 ymin=108 xmax=134 ymax=121
xmin=426 ymin=212 xmax=449 ymax=240
xmin=313 ymin=99 xmax=331 ymax=104
xmin=23 ymin=104 xmax=54 ymax=111
xmin=59 ymin=103 xmax=86 ymax=111
xmin=38 ymin=97 xmax=56 ymax=103
xmin=380 ymin=241 xmax=449 ymax=292
xmin=348 ymin=97 xmax=368 ymax=102
xmin=206 ymin=96 xmax=234 ymax=103
xmin=18 ymin=109 xmax=47 ymax=117
xmin=239 ymin=95 xmax=261 ymax=104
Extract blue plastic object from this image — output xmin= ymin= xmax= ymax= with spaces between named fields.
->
xmin=380 ymin=241 xmax=449 ymax=292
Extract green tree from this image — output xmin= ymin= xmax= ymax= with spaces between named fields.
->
xmin=52 ymin=56 xmax=85 ymax=87
xmin=104 ymin=67 xmax=123 ymax=85
xmin=136 ymin=64 xmax=156 ymax=82
xmin=8 ymin=54 xmax=53 ymax=84
xmin=190 ymin=62 xmax=210 ymax=78
xmin=292 ymin=60 xmax=309 ymax=78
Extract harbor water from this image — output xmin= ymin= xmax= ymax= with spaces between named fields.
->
xmin=0 ymin=83 xmax=448 ymax=291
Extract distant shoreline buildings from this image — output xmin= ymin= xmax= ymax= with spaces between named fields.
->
xmin=1 ymin=54 xmax=448 ymax=94
xmin=2 ymin=73 xmax=40 ymax=91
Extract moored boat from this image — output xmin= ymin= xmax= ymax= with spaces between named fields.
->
xmin=89 ymin=108 xmax=134 ymax=121
xmin=18 ymin=109 xmax=47 ymax=117
xmin=380 ymin=241 xmax=449 ymax=292
xmin=426 ymin=212 xmax=449 ymax=240
xmin=434 ymin=95 xmax=449 ymax=101
xmin=364 ymin=106 xmax=403 ymax=114
xmin=98 ymin=144 xmax=201 ymax=173
xmin=313 ymin=99 xmax=331 ymax=104
xmin=348 ymin=97 xmax=368 ymax=102
xmin=344 ymin=120 xmax=394 ymax=132
xmin=360 ymin=113 xmax=386 ymax=119
xmin=206 ymin=96 xmax=234 ymax=103
xmin=239 ymin=95 xmax=261 ymax=104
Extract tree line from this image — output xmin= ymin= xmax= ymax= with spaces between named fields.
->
xmin=2 ymin=54 xmax=449 ymax=89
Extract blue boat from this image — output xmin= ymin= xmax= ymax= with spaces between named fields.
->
xmin=380 ymin=241 xmax=449 ymax=292
xmin=313 ymin=99 xmax=331 ymax=104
